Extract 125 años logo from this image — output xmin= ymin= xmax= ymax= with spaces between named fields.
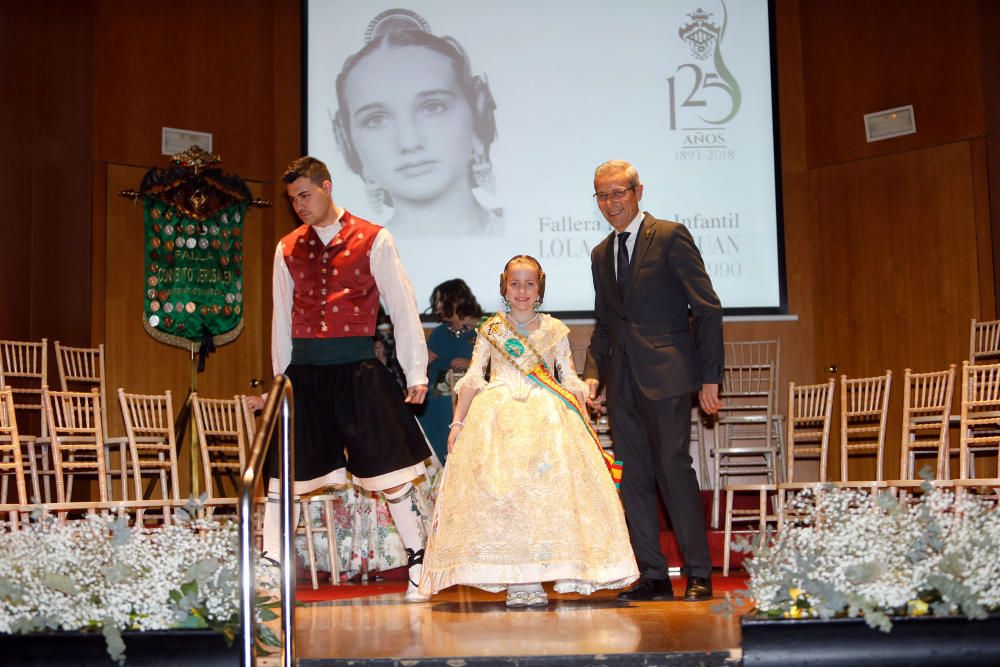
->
xmin=667 ymin=2 xmax=741 ymax=131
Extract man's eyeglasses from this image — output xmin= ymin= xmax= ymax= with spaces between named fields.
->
xmin=593 ymin=186 xmax=635 ymax=203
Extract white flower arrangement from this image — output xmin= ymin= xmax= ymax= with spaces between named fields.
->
xmin=733 ymin=479 xmax=1000 ymax=632
xmin=0 ymin=505 xmax=279 ymax=664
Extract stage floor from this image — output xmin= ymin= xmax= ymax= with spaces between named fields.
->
xmin=291 ymin=577 xmax=750 ymax=665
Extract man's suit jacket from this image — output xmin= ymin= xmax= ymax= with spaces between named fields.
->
xmin=584 ymin=213 xmax=724 ymax=402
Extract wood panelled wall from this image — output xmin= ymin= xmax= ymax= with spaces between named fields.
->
xmin=980 ymin=0 xmax=1000 ymax=318
xmin=92 ymin=1 xmax=286 ymax=183
xmin=0 ymin=2 xmax=94 ymax=345
xmin=798 ymin=0 xmax=995 ymax=479
xmin=0 ymin=1 xmax=997 ymax=486
xmin=801 ymin=0 xmax=985 ymax=169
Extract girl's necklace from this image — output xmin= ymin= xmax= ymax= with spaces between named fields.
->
xmin=508 ymin=312 xmax=539 ymax=336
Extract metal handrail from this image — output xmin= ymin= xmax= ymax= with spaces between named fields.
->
xmin=238 ymin=375 xmax=295 ymax=667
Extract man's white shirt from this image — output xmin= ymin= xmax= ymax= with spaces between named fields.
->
xmin=271 ymin=218 xmax=428 ymax=386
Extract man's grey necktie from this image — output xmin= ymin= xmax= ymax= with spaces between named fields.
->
xmin=616 ymin=231 xmax=631 ymax=297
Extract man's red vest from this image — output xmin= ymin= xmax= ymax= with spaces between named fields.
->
xmin=281 ymin=212 xmax=381 ymax=338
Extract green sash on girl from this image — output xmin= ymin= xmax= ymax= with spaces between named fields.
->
xmin=478 ymin=314 xmax=623 ymax=487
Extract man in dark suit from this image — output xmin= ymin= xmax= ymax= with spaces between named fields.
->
xmin=584 ymin=160 xmax=723 ymax=602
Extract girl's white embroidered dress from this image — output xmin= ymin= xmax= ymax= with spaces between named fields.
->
xmin=418 ymin=314 xmax=638 ymax=595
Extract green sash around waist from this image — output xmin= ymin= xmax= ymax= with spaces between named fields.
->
xmin=290 ymin=337 xmax=374 ymax=366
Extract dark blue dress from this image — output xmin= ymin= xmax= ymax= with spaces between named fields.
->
xmin=418 ymin=324 xmax=476 ymax=463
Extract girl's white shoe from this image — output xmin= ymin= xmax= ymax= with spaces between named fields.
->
xmin=506 ymin=589 xmax=548 ymax=607
xmin=404 ymin=561 xmax=430 ymax=603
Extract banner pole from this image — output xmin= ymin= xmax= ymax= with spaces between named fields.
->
xmin=189 ymin=347 xmax=201 ymax=497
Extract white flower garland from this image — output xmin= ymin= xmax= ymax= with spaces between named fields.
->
xmin=0 ymin=509 xmax=273 ymax=663
xmin=737 ymin=483 xmax=1000 ymax=631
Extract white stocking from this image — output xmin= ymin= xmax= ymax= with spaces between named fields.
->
xmin=262 ymin=478 xmax=301 ymax=562
xmin=383 ymin=482 xmax=425 ymax=553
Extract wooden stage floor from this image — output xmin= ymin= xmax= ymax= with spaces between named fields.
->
xmin=292 ymin=578 xmax=750 ymax=666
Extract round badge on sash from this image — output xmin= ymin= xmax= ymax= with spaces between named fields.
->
xmin=504 ymin=338 xmax=524 ymax=358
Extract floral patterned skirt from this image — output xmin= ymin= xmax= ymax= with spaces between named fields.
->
xmin=295 ymin=462 xmax=440 ymax=579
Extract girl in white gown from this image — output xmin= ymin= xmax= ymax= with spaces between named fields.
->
xmin=418 ymin=255 xmax=638 ymax=606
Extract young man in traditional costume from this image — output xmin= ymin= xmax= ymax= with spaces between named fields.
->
xmin=263 ymin=156 xmax=432 ymax=602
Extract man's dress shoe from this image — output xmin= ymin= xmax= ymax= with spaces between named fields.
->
xmin=683 ymin=576 xmax=713 ymax=601
xmin=617 ymin=577 xmax=675 ymax=602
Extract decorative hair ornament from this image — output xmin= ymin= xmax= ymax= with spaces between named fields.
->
xmin=363 ymin=173 xmax=385 ymax=214
xmin=471 ymin=137 xmax=495 ymax=194
xmin=365 ymin=8 xmax=431 ymax=43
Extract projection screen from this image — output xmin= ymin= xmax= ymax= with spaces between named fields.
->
xmin=305 ymin=0 xmax=785 ymax=316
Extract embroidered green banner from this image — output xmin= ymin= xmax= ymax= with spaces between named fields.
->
xmin=143 ymin=198 xmax=247 ymax=349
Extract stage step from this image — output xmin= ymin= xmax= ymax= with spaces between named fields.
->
xmin=296 ymin=652 xmax=737 ymax=666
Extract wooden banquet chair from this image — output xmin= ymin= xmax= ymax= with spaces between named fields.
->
xmin=898 ymin=366 xmax=956 ymax=481
xmin=118 ymin=388 xmax=180 ymax=524
xmin=191 ymin=393 xmax=247 ymax=513
xmin=0 ymin=387 xmax=29 ymax=528
xmin=776 ymin=379 xmax=837 ymax=526
xmin=839 ymin=371 xmax=892 ymax=482
xmin=958 ymin=361 xmax=1000 ymax=479
xmin=877 ymin=366 xmax=957 ymax=504
xmin=53 ymin=342 xmax=132 ymax=500
xmin=962 ymin=328 xmax=1000 ymax=494
xmin=239 ymin=394 xmax=260 ymax=445
xmin=239 ymin=394 xmax=270 ymax=552
xmin=970 ymin=319 xmax=1000 ymax=366
xmin=0 ymin=338 xmax=52 ymax=503
xmin=711 ymin=339 xmax=782 ymax=528
xmin=720 ymin=481 xmax=777 ymax=576
xmin=689 ymin=409 xmax=710 ymax=489
xmin=721 ymin=378 xmax=835 ymax=575
xmin=42 ymin=387 xmax=109 ymax=511
xmin=951 ymin=477 xmax=1000 ymax=506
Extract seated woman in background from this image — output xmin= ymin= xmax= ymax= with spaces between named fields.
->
xmin=417 ymin=278 xmax=483 ymax=463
